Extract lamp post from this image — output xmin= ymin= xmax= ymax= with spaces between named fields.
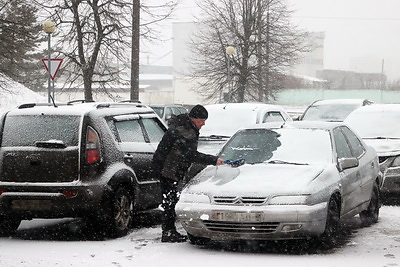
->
xmin=42 ymin=21 xmax=56 ymax=103
xmin=225 ymin=46 xmax=235 ymax=102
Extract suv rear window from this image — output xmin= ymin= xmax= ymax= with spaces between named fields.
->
xmin=1 ymin=115 xmax=80 ymax=147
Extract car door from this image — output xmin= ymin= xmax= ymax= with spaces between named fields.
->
xmin=113 ymin=114 xmax=166 ymax=210
xmin=332 ymin=127 xmax=362 ymax=216
xmin=341 ymin=126 xmax=374 ymax=205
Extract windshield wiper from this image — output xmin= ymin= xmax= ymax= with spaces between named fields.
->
xmin=265 ymin=160 xmax=308 ymax=165
xmin=364 ymin=137 xmax=400 ymax=140
xmin=199 ymin=135 xmax=230 ymax=140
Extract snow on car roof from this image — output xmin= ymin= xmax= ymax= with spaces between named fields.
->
xmin=311 ymin=99 xmax=371 ymax=105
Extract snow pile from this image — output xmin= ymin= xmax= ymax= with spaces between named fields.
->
xmin=0 ymin=74 xmax=46 ymax=113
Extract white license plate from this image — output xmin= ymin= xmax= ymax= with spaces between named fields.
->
xmin=11 ymin=200 xmax=52 ymax=211
xmin=212 ymin=212 xmax=263 ymax=222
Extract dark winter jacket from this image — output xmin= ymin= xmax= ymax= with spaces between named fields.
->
xmin=152 ymin=113 xmax=218 ymax=181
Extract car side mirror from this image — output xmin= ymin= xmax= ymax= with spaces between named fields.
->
xmin=337 ymin=157 xmax=359 ymax=172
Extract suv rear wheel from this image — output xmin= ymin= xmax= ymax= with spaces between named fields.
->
xmin=101 ymin=187 xmax=133 ymax=237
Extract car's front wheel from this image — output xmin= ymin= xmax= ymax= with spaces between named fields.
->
xmin=188 ymin=233 xmax=210 ymax=245
xmin=359 ymin=182 xmax=380 ymax=226
xmin=318 ymin=195 xmax=340 ymax=248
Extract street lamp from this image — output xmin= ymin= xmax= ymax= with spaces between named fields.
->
xmin=42 ymin=21 xmax=56 ymax=103
xmin=225 ymin=46 xmax=235 ymax=102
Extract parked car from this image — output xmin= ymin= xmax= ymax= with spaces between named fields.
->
xmin=149 ymin=104 xmax=188 ymax=125
xmin=176 ymin=121 xmax=382 ymax=247
xmin=345 ymin=104 xmax=400 ymax=198
xmin=0 ymin=101 xmax=167 ymax=237
xmin=299 ymin=99 xmax=374 ymax=122
xmin=198 ymin=102 xmax=292 ymax=155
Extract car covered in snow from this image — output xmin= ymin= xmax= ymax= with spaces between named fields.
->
xmin=0 ymin=101 xmax=167 ymax=237
xmin=299 ymin=98 xmax=373 ymax=122
xmin=345 ymin=104 xmax=400 ymax=198
xmin=176 ymin=121 xmax=382 ymax=247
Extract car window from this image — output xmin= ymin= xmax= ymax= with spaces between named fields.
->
xmin=165 ymin=107 xmax=173 ymax=119
xmin=341 ymin=126 xmax=365 ymax=158
xmin=151 ymin=107 xmax=164 ymax=118
xmin=114 ymin=120 xmax=145 ymax=142
xmin=1 ymin=115 xmax=80 ymax=147
xmin=141 ymin=118 xmax=165 ymax=143
xmin=333 ymin=128 xmax=353 ymax=158
xmin=262 ymin=111 xmax=285 ymax=123
xmin=177 ymin=107 xmax=188 ymax=114
xmin=302 ymin=104 xmax=360 ymax=121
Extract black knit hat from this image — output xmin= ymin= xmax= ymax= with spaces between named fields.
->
xmin=189 ymin=104 xmax=208 ymax=119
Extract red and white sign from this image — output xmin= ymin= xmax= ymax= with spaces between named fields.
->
xmin=42 ymin=58 xmax=63 ymax=80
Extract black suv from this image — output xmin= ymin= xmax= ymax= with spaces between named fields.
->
xmin=0 ymin=101 xmax=167 ymax=237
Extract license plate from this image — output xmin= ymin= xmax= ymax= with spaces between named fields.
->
xmin=212 ymin=212 xmax=263 ymax=222
xmin=11 ymin=200 xmax=52 ymax=211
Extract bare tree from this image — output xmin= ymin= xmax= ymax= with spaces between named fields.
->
xmin=187 ymin=0 xmax=311 ymax=103
xmin=36 ymin=0 xmax=177 ymax=101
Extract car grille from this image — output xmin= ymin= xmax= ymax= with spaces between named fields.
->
xmin=204 ymin=221 xmax=279 ymax=234
xmin=213 ymin=196 xmax=267 ymax=205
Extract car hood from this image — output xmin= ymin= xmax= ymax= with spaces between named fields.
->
xmin=363 ymin=139 xmax=400 ymax=157
xmin=184 ymin=163 xmax=327 ymax=196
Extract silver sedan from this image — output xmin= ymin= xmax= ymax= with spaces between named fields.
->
xmin=176 ymin=121 xmax=382 ymax=247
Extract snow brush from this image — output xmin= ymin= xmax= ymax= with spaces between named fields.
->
xmin=224 ymin=158 xmax=245 ymax=167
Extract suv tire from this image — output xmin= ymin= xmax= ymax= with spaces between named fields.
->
xmin=105 ymin=187 xmax=133 ymax=237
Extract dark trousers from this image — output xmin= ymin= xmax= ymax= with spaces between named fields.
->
xmin=160 ymin=177 xmax=179 ymax=232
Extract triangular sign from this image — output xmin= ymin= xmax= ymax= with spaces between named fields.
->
xmin=42 ymin=58 xmax=63 ymax=80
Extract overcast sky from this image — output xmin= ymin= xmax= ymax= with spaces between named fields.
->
xmin=142 ymin=0 xmax=400 ymax=80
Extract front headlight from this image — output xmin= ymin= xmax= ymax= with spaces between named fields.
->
xmin=179 ymin=193 xmax=210 ymax=204
xmin=268 ymin=195 xmax=309 ymax=205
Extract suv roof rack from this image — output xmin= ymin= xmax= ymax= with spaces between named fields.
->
xmin=67 ymin=99 xmax=96 ymax=105
xmin=118 ymin=100 xmax=142 ymax=104
xmin=18 ymin=103 xmax=55 ymax=109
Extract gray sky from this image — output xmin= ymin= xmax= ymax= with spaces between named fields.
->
xmin=141 ymin=0 xmax=400 ymax=80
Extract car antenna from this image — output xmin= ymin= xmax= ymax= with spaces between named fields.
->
xmin=49 ymin=94 xmax=58 ymax=108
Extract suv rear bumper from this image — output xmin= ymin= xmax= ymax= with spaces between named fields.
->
xmin=0 ymin=183 xmax=110 ymax=219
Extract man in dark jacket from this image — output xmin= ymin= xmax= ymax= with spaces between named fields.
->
xmin=152 ymin=104 xmax=224 ymax=243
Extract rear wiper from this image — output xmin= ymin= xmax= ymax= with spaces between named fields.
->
xmin=266 ymin=160 xmax=308 ymax=165
xmin=35 ymin=140 xmax=66 ymax=148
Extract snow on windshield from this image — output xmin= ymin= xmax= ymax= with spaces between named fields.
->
xmin=219 ymin=128 xmax=332 ymax=164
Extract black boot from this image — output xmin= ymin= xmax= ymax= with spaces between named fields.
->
xmin=161 ymin=230 xmax=187 ymax=243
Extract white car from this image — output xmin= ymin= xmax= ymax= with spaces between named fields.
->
xmin=177 ymin=121 xmax=382 ymax=247
xmin=300 ymin=99 xmax=373 ymax=122
xmin=345 ymin=104 xmax=400 ymax=197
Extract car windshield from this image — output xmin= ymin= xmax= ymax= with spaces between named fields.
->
xmin=1 ymin=115 xmax=80 ymax=147
xmin=345 ymin=110 xmax=400 ymax=138
xmin=302 ymin=104 xmax=360 ymax=121
xmin=219 ymin=128 xmax=332 ymax=165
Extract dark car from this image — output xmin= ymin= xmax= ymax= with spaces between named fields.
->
xmin=0 ymin=101 xmax=167 ymax=237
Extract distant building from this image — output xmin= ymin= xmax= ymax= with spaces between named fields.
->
xmin=316 ymin=69 xmax=387 ymax=89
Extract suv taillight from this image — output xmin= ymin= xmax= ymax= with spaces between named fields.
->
xmin=85 ymin=126 xmax=101 ymax=164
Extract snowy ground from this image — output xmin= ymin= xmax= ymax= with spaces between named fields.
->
xmin=0 ymin=205 xmax=399 ymax=267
